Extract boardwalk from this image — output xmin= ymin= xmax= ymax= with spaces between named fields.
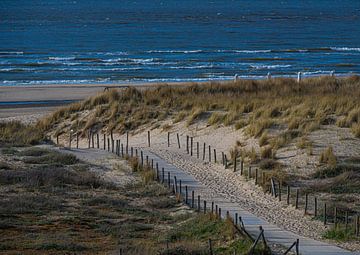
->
xmin=62 ymin=146 xmax=359 ymax=255
xmin=140 ymin=149 xmax=358 ymax=255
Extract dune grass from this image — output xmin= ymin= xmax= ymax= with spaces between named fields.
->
xmin=38 ymin=77 xmax=360 ymax=141
xmin=0 ymin=121 xmax=44 ymax=146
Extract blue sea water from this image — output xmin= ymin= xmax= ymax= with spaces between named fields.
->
xmin=0 ymin=0 xmax=360 ymax=85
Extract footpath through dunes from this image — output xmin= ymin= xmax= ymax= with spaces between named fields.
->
xmin=73 ymin=125 xmax=360 ymax=255
xmin=55 ymin=130 xmax=360 ymax=255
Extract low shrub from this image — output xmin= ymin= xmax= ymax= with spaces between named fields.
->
xmin=319 ymin=146 xmax=337 ymax=167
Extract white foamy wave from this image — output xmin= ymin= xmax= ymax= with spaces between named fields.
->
xmin=235 ymin=50 xmax=272 ymax=53
xmin=250 ymin=64 xmax=291 ymax=69
xmin=48 ymin=56 xmax=76 ymax=61
xmin=330 ymin=47 xmax=360 ymax=52
xmin=52 ymin=67 xmax=146 ymax=72
xmin=302 ymin=70 xmax=332 ymax=75
xmin=168 ymin=64 xmax=214 ymax=69
xmin=146 ymin=50 xmax=203 ymax=54
xmin=0 ymin=68 xmax=35 ymax=72
xmin=0 ymin=51 xmax=24 ymax=55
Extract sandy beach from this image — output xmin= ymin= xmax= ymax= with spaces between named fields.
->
xmin=0 ymin=81 xmax=214 ymax=122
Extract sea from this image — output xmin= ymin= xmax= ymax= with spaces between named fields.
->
xmin=1 ymin=0 xmax=360 ymax=86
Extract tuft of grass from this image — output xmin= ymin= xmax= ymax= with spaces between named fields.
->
xmin=208 ymin=112 xmax=226 ymax=126
xmin=323 ymin=226 xmax=356 ymax=242
xmin=234 ymin=120 xmax=248 ymax=130
xmin=296 ymin=137 xmax=313 ymax=150
xmin=22 ymin=151 xmax=78 ymax=165
xmin=319 ymin=146 xmax=337 ymax=167
xmin=186 ymin=108 xmax=205 ymax=127
xmin=259 ymin=131 xmax=269 ymax=146
xmin=260 ymin=146 xmax=274 ymax=159
xmin=0 ymin=121 xmax=44 ymax=146
xmin=351 ymin=122 xmax=360 ymax=138
xmin=246 ymin=119 xmax=274 ymax=137
xmin=173 ymin=111 xmax=187 ymax=123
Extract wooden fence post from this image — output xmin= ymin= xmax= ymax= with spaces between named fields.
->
xmin=334 ymin=207 xmax=338 ymax=228
xmin=168 ymin=172 xmax=171 ymax=188
xmin=56 ymin=134 xmax=59 ymax=145
xmin=255 ymin=168 xmax=258 ymax=185
xmin=314 ymin=197 xmax=318 ymax=217
xmin=121 ymin=143 xmax=124 ymax=157
xmin=356 ymin=215 xmax=359 ymax=236
xmin=88 ymin=131 xmax=91 ymax=148
xmin=92 ymin=133 xmax=94 ymax=148
xmin=190 ymin=137 xmax=193 ymax=156
xmin=203 ymin=143 xmax=206 ymax=160
xmin=167 ymin=132 xmax=170 ymax=147
xmin=233 ymin=155 xmax=237 ymax=172
xmin=222 ymin=152 xmax=225 ymax=166
xmin=197 ymin=142 xmax=199 ymax=158
xmin=111 ymin=139 xmax=114 ymax=153
xmin=147 ymin=131 xmax=150 ymax=147
xmin=131 ymin=147 xmax=133 ymax=157
xmin=278 ymin=182 xmax=281 ymax=201
xmin=107 ymin=138 xmax=110 ymax=151
xmin=141 ymin=151 xmax=144 ymax=166
xmin=224 ymin=155 xmax=228 ymax=169
xmin=295 ymin=189 xmax=299 ymax=209
xmin=162 ymin=168 xmax=165 ymax=183
xmin=177 ymin=133 xmax=180 ymax=148
xmin=126 ymin=132 xmax=129 ymax=150
xmin=214 ymin=149 xmax=217 ymax=163
xmin=185 ymin=186 xmax=188 ymax=204
xmin=211 ymin=202 xmax=214 ymax=214
xmin=191 ymin=190 xmax=195 ymax=208
xmin=324 ymin=203 xmax=327 ymax=225
xmin=96 ymin=133 xmax=99 ymax=148
xmin=249 ymin=166 xmax=252 ymax=178
xmin=156 ymin=163 xmax=159 ymax=181
xmin=204 ymin=200 xmax=207 ymax=214
xmin=287 ymin=186 xmax=290 ymax=205
xmin=76 ymin=132 xmax=79 ymax=149
xmin=241 ymin=160 xmax=244 ymax=175
xmin=304 ymin=193 xmax=308 ymax=215
xmin=208 ymin=145 xmax=211 ymax=162
xmin=186 ymin=136 xmax=189 ymax=154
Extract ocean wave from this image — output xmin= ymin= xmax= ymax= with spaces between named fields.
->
xmin=48 ymin=56 xmax=76 ymax=61
xmin=146 ymin=50 xmax=203 ymax=54
xmin=168 ymin=64 xmax=214 ymax=70
xmin=1 ymin=79 xmax=102 ymax=85
xmin=302 ymin=70 xmax=333 ymax=75
xmin=0 ymin=51 xmax=24 ymax=55
xmin=235 ymin=50 xmax=272 ymax=53
xmin=0 ymin=68 xmax=34 ymax=72
xmin=330 ymin=47 xmax=360 ymax=52
xmin=250 ymin=64 xmax=292 ymax=69
xmin=92 ymin=51 xmax=128 ymax=56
